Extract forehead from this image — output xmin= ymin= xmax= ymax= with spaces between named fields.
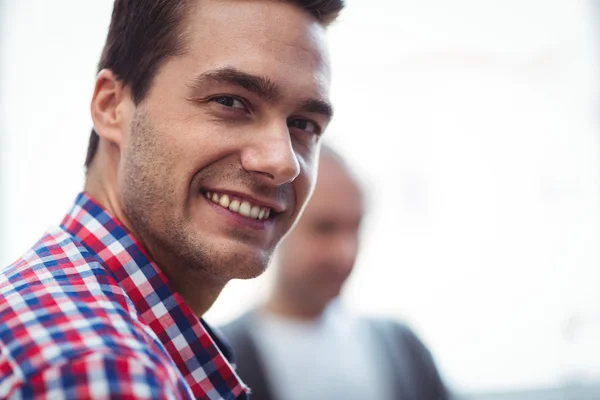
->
xmin=179 ymin=0 xmax=331 ymax=97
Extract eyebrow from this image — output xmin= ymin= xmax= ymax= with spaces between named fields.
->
xmin=188 ymin=66 xmax=334 ymax=119
xmin=298 ymin=98 xmax=334 ymax=119
xmin=188 ymin=67 xmax=281 ymax=101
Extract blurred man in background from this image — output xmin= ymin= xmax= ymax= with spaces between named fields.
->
xmin=0 ymin=0 xmax=342 ymax=398
xmin=222 ymin=146 xmax=450 ymax=400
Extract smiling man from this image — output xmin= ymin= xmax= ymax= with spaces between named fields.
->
xmin=0 ymin=0 xmax=342 ymax=398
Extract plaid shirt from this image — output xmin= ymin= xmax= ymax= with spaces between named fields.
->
xmin=0 ymin=193 xmax=250 ymax=399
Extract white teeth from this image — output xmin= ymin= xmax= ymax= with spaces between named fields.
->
xmin=229 ymin=199 xmax=240 ymax=212
xmin=239 ymin=201 xmax=251 ymax=217
xmin=258 ymin=207 xmax=270 ymax=219
xmin=206 ymin=191 xmax=272 ymax=220
xmin=219 ymin=194 xmax=230 ymax=208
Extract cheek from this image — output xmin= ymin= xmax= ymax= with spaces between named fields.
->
xmin=292 ymin=238 xmax=325 ymax=266
xmin=146 ymin=97 xmax=218 ymax=161
xmin=147 ymin=124 xmax=212 ymax=189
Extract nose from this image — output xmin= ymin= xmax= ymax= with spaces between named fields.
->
xmin=240 ymin=122 xmax=301 ymax=186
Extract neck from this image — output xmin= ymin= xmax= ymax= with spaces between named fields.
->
xmin=160 ymin=257 xmax=226 ymax=317
xmin=84 ymin=150 xmax=224 ymax=317
xmin=84 ymin=142 xmax=130 ymax=232
xmin=263 ymin=286 xmax=329 ymax=321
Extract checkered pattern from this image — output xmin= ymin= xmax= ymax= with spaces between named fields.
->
xmin=0 ymin=193 xmax=249 ymax=399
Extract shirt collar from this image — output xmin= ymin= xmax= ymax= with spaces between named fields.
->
xmin=61 ymin=192 xmax=249 ymax=399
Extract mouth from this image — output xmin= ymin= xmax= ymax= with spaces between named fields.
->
xmin=202 ymin=190 xmax=275 ymax=221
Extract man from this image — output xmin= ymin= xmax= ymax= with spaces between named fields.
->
xmin=222 ymin=146 xmax=450 ymax=400
xmin=0 ymin=0 xmax=342 ymax=398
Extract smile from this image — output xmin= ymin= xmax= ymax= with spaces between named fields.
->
xmin=204 ymin=191 xmax=272 ymax=221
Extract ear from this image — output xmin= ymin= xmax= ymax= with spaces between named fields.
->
xmin=90 ymin=69 xmax=133 ymax=146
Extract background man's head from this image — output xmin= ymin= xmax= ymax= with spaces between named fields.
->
xmin=86 ymin=0 xmax=343 ymax=293
xmin=275 ymin=146 xmax=365 ymax=315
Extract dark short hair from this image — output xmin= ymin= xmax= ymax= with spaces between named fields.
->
xmin=85 ymin=0 xmax=344 ymax=168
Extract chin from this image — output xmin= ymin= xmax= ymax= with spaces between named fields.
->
xmin=215 ymin=247 xmax=273 ymax=281
xmin=325 ymin=286 xmax=344 ymax=302
xmin=230 ymin=255 xmax=270 ymax=279
xmin=231 ymin=266 xmax=267 ymax=280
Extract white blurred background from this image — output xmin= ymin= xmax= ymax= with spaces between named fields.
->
xmin=1 ymin=1 xmax=600 ymax=397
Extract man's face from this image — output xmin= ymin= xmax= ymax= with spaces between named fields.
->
xmin=277 ymin=156 xmax=364 ymax=309
xmin=117 ymin=0 xmax=332 ymax=282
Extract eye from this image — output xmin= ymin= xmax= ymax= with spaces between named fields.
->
xmin=314 ymin=220 xmax=338 ymax=235
xmin=288 ymin=118 xmax=319 ymax=135
xmin=211 ymin=96 xmax=246 ymax=110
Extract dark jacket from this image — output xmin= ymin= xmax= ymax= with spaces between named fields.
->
xmin=220 ymin=311 xmax=450 ymax=400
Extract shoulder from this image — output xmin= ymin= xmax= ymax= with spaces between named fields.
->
xmin=364 ymin=316 xmax=450 ymax=399
xmin=363 ymin=316 xmax=417 ymax=341
xmin=0 ymin=228 xmax=173 ymax=397
xmin=2 ymin=226 xmax=115 ymax=290
xmin=0 ymin=226 xmax=134 ymax=321
xmin=363 ymin=316 xmax=436 ymax=365
xmin=7 ymin=351 xmax=182 ymax=399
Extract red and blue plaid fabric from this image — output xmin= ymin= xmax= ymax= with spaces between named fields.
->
xmin=0 ymin=193 xmax=250 ymax=399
